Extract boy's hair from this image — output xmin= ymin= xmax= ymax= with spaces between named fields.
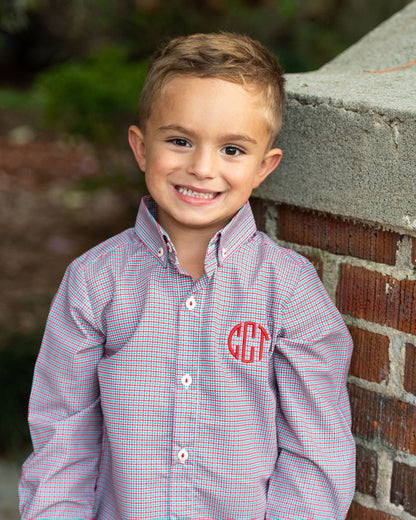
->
xmin=137 ymin=32 xmax=285 ymax=142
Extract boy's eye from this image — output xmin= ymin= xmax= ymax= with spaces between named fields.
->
xmin=222 ymin=146 xmax=244 ymax=156
xmin=169 ymin=138 xmax=190 ymax=147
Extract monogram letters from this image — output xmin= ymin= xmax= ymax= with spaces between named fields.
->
xmin=227 ymin=321 xmax=269 ymax=363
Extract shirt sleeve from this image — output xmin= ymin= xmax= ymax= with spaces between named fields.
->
xmin=19 ymin=260 xmax=105 ymax=520
xmin=266 ymin=261 xmax=355 ymax=520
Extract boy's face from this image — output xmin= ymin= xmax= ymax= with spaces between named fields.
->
xmin=129 ymin=76 xmax=282 ymax=239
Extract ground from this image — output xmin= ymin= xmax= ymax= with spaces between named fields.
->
xmin=0 ymin=460 xmax=20 ymax=520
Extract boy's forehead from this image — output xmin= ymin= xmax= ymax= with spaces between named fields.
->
xmin=149 ymin=75 xmax=272 ymax=134
xmin=159 ymin=74 xmax=265 ymax=101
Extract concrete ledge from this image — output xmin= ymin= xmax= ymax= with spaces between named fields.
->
xmin=255 ymin=1 xmax=416 ymax=234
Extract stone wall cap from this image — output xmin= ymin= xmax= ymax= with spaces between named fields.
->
xmin=286 ymin=69 xmax=416 ymax=117
xmin=255 ymin=2 xmax=416 ymax=234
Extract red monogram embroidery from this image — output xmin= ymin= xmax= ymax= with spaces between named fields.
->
xmin=227 ymin=321 xmax=269 ymax=363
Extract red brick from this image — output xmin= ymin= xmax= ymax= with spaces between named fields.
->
xmin=250 ymin=197 xmax=267 ymax=232
xmin=348 ymin=384 xmax=416 ymax=455
xmin=348 ymin=327 xmax=389 ymax=383
xmin=404 ymin=343 xmax=416 ymax=395
xmin=337 ymin=265 xmax=416 ymax=335
xmin=356 ymin=444 xmax=378 ymax=496
xmin=347 ymin=502 xmax=398 ymax=520
xmin=276 ymin=205 xmax=398 ymax=265
xmin=391 ymin=461 xmax=416 ymax=516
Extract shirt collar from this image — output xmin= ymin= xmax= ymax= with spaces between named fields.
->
xmin=134 ymin=196 xmax=257 ymax=274
xmin=216 ymin=200 xmax=257 ymax=266
xmin=134 ymin=197 xmax=171 ymax=266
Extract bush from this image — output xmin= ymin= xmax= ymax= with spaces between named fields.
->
xmin=0 ymin=88 xmax=43 ymax=110
xmin=36 ymin=47 xmax=148 ymax=143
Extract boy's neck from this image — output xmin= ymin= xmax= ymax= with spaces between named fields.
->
xmin=169 ymin=226 xmax=215 ymax=282
xmin=157 ymin=217 xmax=225 ymax=282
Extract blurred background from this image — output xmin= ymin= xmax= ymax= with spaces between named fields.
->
xmin=0 ymin=0 xmax=412 ymax=516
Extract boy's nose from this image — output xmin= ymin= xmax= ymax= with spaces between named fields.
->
xmin=187 ymin=147 xmax=217 ymax=179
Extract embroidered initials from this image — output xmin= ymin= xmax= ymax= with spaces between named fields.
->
xmin=227 ymin=322 xmax=269 ymax=363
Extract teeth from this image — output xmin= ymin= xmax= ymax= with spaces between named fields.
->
xmin=177 ymin=186 xmax=216 ymax=199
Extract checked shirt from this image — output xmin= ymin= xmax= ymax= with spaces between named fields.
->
xmin=19 ymin=196 xmax=355 ymax=520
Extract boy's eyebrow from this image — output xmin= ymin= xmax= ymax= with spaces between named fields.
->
xmin=157 ymin=124 xmax=258 ymax=145
xmin=158 ymin=124 xmax=194 ymax=135
xmin=223 ymin=133 xmax=258 ymax=145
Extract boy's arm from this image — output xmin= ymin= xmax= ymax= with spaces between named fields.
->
xmin=266 ymin=261 xmax=355 ymax=520
xmin=19 ymin=260 xmax=105 ymax=520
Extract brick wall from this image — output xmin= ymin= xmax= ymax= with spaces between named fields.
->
xmin=251 ymin=197 xmax=416 ymax=520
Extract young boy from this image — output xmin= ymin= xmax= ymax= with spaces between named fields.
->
xmin=19 ymin=33 xmax=355 ymax=520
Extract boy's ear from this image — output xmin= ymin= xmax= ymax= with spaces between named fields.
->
xmin=253 ymin=147 xmax=282 ymax=189
xmin=128 ymin=125 xmax=147 ymax=172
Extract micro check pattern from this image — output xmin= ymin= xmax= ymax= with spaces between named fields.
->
xmin=19 ymin=197 xmax=356 ymax=520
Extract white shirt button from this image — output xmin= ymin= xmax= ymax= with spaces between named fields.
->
xmin=186 ymin=296 xmax=196 ymax=310
xmin=177 ymin=448 xmax=189 ymax=463
xmin=157 ymin=247 xmax=164 ymax=257
xmin=222 ymin=247 xmax=228 ymax=258
xmin=181 ymin=374 xmax=192 ymax=388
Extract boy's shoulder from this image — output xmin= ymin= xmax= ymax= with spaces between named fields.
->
xmin=251 ymin=230 xmax=312 ymax=270
xmin=71 ymin=226 xmax=140 ymax=275
xmin=234 ymin=230 xmax=321 ymax=292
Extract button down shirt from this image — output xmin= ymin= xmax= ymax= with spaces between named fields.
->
xmin=20 ymin=196 xmax=355 ymax=520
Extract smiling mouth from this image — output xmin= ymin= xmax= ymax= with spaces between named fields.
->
xmin=176 ymin=186 xmax=219 ymax=200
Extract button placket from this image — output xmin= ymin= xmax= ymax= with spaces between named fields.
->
xmin=170 ymin=283 xmax=202 ymax=509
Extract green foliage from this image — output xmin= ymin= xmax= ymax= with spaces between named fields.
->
xmin=36 ymin=47 xmax=148 ymax=142
xmin=275 ymin=0 xmax=301 ymax=20
xmin=0 ymin=2 xmax=28 ymax=32
xmin=0 ymin=87 xmax=44 ymax=110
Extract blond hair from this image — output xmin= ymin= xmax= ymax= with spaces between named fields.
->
xmin=137 ymin=32 xmax=285 ymax=141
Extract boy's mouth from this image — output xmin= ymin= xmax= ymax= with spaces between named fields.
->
xmin=176 ymin=185 xmax=219 ymax=200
